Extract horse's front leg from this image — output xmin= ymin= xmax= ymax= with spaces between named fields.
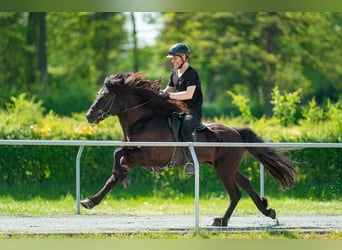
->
xmin=80 ymin=147 xmax=129 ymax=209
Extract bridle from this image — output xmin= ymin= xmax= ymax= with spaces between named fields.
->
xmin=91 ymin=94 xmax=148 ymax=121
xmin=90 ymin=95 xmax=115 ymax=121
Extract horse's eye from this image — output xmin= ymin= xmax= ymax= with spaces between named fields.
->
xmin=97 ymin=87 xmax=107 ymax=96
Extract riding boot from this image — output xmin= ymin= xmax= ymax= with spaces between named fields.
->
xmin=181 ymin=129 xmax=196 ymax=176
xmin=181 ymin=112 xmax=200 ymax=176
xmin=183 ymin=146 xmax=195 ymax=176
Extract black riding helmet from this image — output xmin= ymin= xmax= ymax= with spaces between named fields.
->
xmin=166 ymin=43 xmax=190 ymax=58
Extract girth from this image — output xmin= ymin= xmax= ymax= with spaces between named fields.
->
xmin=141 ymin=113 xmax=209 ymax=173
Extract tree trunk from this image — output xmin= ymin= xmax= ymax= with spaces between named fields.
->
xmin=26 ymin=12 xmax=38 ymax=85
xmin=26 ymin=12 xmax=48 ymax=86
xmin=93 ymin=12 xmax=114 ymax=83
xmin=38 ymin=12 xmax=48 ymax=85
xmin=130 ymin=12 xmax=139 ymax=72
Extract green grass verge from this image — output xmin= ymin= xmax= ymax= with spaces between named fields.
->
xmin=0 ymin=195 xmax=341 ymax=216
xmin=1 ymin=195 xmax=341 ymax=239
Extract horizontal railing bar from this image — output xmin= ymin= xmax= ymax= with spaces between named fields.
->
xmin=1 ymin=139 xmax=340 ymax=235
xmin=0 ymin=140 xmax=341 ymax=148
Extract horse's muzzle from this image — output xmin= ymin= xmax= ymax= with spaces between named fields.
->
xmin=86 ymin=108 xmax=100 ymax=124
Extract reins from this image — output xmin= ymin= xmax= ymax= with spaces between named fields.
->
xmin=92 ymin=94 xmax=149 ymax=120
xmin=119 ymin=101 xmax=148 ymax=114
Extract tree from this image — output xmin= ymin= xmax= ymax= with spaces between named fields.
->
xmin=0 ymin=13 xmax=27 ymax=93
xmin=157 ymin=12 xmax=342 ymax=116
xmin=0 ymin=12 xmax=128 ymax=114
xmin=130 ymin=12 xmax=139 ymax=72
xmin=91 ymin=12 xmax=127 ymax=83
xmin=46 ymin=12 xmax=127 ymax=85
xmin=26 ymin=12 xmax=48 ymax=86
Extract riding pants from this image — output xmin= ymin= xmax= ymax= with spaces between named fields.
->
xmin=181 ymin=110 xmax=201 ymax=169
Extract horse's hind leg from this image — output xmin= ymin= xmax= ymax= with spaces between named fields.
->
xmin=211 ymin=181 xmax=241 ymax=227
xmin=81 ymin=147 xmax=129 ymax=209
xmin=235 ymin=171 xmax=276 ymax=219
xmin=211 ymin=159 xmax=242 ymax=227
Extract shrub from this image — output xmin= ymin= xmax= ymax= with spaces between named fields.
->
xmin=0 ymin=94 xmax=341 ymax=200
xmin=301 ymin=98 xmax=325 ymax=123
xmin=227 ymin=91 xmax=255 ymax=123
xmin=271 ymin=87 xmax=302 ymax=127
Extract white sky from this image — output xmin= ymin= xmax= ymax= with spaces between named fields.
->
xmin=126 ymin=12 xmax=162 ymax=47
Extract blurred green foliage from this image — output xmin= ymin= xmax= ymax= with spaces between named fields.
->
xmin=1 ymin=12 xmax=342 ymax=117
xmin=0 ymin=12 xmax=341 ymax=201
xmin=0 ymin=93 xmax=340 ymax=200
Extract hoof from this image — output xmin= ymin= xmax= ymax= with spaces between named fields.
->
xmin=268 ymin=208 xmax=276 ymax=219
xmin=80 ymin=198 xmax=94 ymax=209
xmin=122 ymin=175 xmax=132 ymax=189
xmin=210 ymin=217 xmax=227 ymax=227
xmin=274 ymin=218 xmax=280 ymax=226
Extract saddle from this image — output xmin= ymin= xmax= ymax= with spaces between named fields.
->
xmin=168 ymin=112 xmax=206 ymax=142
xmin=142 ymin=113 xmax=212 ymax=173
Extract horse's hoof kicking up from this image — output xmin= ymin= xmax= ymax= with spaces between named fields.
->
xmin=80 ymin=198 xmax=94 ymax=209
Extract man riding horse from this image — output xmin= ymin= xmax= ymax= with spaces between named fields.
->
xmin=160 ymin=43 xmax=203 ymax=176
xmin=82 ymin=71 xmax=296 ymax=227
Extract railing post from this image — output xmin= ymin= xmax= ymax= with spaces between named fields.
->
xmin=76 ymin=145 xmax=84 ymax=214
xmin=260 ymin=163 xmax=265 ymax=197
xmin=188 ymin=143 xmax=200 ymax=235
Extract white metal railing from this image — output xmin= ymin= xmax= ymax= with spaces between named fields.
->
xmin=0 ymin=139 xmax=341 ymax=234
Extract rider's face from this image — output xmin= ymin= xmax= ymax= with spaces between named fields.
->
xmin=170 ymin=55 xmax=186 ymax=69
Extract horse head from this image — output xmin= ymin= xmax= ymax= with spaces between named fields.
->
xmin=86 ymin=73 xmax=127 ymax=124
xmin=86 ymin=72 xmax=188 ymax=124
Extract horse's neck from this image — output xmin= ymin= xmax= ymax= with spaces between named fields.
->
xmin=118 ymin=113 xmax=139 ymax=134
xmin=117 ymin=108 xmax=154 ymax=139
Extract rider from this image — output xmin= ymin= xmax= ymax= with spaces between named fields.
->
xmin=160 ymin=43 xmax=203 ymax=176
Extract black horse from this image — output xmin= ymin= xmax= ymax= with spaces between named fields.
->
xmin=81 ymin=72 xmax=296 ymax=227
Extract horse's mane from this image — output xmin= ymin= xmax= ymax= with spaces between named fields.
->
xmin=104 ymin=72 xmax=188 ymax=115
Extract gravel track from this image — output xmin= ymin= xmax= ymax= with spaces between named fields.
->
xmin=1 ymin=214 xmax=341 ymax=234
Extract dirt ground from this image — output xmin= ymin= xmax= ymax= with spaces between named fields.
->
xmin=1 ymin=214 xmax=341 ymax=234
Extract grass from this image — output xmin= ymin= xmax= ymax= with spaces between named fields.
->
xmin=0 ymin=194 xmax=341 ymax=216
xmin=1 ymin=191 xmax=341 ymax=239
xmin=1 ymin=190 xmax=340 ymax=241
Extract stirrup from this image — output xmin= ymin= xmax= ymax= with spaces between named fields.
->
xmin=184 ymin=162 xmax=195 ymax=176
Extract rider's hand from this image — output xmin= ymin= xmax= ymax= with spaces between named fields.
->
xmin=159 ymin=91 xmax=170 ymax=99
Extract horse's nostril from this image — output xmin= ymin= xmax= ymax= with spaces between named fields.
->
xmin=86 ymin=111 xmax=95 ymax=123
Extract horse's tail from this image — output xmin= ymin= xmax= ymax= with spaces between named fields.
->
xmin=236 ymin=127 xmax=296 ymax=190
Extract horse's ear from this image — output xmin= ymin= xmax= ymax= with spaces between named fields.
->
xmin=155 ymin=77 xmax=163 ymax=90
xmin=155 ymin=77 xmax=163 ymax=84
xmin=116 ymin=73 xmax=127 ymax=84
xmin=105 ymin=75 xmax=125 ymax=87
xmin=151 ymin=77 xmax=163 ymax=91
xmin=115 ymin=78 xmax=125 ymax=85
